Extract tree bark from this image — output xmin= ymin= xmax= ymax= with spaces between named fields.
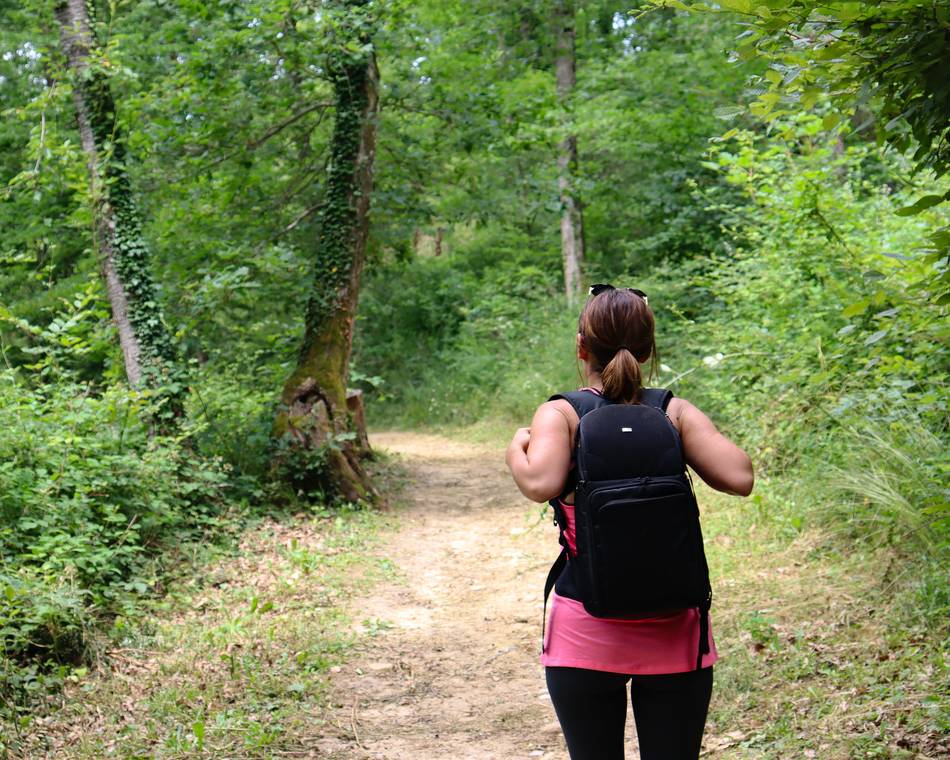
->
xmin=55 ymin=0 xmax=182 ymax=419
xmin=272 ymin=0 xmax=379 ymax=503
xmin=555 ymin=0 xmax=585 ymax=305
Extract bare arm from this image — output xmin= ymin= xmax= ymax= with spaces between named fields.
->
xmin=672 ymin=398 xmax=754 ymax=496
xmin=505 ymin=401 xmax=573 ymax=502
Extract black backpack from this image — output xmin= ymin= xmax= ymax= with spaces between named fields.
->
xmin=542 ymin=388 xmax=712 ymax=670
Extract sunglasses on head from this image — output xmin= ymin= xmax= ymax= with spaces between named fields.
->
xmin=588 ymin=283 xmax=648 ymax=305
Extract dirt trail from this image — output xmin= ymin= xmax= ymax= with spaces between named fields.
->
xmin=316 ymin=431 xmax=641 ymax=759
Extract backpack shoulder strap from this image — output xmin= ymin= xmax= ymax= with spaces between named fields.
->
xmin=548 ymin=389 xmax=612 ymax=419
xmin=639 ymin=387 xmax=686 ymax=468
xmin=640 ymin=387 xmax=674 ymax=411
xmin=541 ymin=547 xmax=567 ymax=654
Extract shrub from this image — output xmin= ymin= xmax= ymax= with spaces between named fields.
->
xmin=0 ymin=372 xmax=230 ymax=709
xmin=652 ymin=116 xmax=948 ymax=569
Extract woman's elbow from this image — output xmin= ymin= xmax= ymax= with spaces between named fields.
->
xmin=734 ymin=477 xmax=754 ymax=497
xmin=710 ymin=457 xmax=754 ymax=497
xmin=733 ymin=461 xmax=754 ymax=497
xmin=515 ymin=475 xmax=562 ymax=503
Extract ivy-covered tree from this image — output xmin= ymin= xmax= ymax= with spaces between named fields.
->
xmin=54 ymin=0 xmax=183 ymax=417
xmin=272 ymin=0 xmax=379 ymax=502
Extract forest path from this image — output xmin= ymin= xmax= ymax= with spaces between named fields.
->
xmin=315 ymin=430 xmax=631 ymax=759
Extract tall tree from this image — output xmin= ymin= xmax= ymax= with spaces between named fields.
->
xmin=272 ymin=0 xmax=379 ymax=502
xmin=555 ymin=0 xmax=585 ymax=303
xmin=54 ymin=0 xmax=182 ymax=418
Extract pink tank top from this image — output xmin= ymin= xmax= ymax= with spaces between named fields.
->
xmin=540 ymin=393 xmax=717 ymax=674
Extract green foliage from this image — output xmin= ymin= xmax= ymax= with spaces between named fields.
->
xmin=657 ymin=115 xmax=948 ymax=560
xmin=188 ymin=365 xmax=283 ymax=486
xmin=0 ymin=371 xmax=230 ymax=710
xmin=0 ymin=569 xmax=88 ymax=665
xmin=644 ymin=0 xmax=949 ymax=171
xmin=355 ymin=228 xmax=578 ymax=426
xmin=0 ymin=276 xmax=114 ymax=379
xmin=0 ymin=20 xmax=92 ymax=355
xmin=576 ymin=10 xmax=760 ymax=270
xmin=647 ymin=0 xmax=950 ymax=299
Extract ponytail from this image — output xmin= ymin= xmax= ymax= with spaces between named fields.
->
xmin=579 ymin=287 xmax=657 ymax=404
xmin=601 ymin=347 xmax=642 ymax=404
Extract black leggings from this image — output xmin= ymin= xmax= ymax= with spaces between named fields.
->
xmin=545 ymin=666 xmax=713 ymax=760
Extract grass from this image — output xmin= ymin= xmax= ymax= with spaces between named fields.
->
xmin=1 ymin=458 xmax=405 ymax=760
xmin=699 ymin=482 xmax=949 ymax=759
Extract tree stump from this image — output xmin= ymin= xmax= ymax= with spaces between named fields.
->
xmin=346 ymin=388 xmax=371 ymax=456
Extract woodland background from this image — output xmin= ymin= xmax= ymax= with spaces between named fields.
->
xmin=0 ymin=0 xmax=947 ymax=756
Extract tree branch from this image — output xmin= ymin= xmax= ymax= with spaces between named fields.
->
xmin=275 ymin=200 xmax=325 ymax=238
xmin=247 ymin=101 xmax=334 ymax=150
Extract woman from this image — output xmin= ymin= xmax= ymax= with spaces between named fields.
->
xmin=506 ymin=285 xmax=754 ymax=760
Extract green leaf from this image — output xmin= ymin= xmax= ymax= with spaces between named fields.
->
xmin=841 ymin=300 xmax=869 ymax=317
xmin=895 ymin=194 xmax=947 ymax=217
xmin=714 ymin=106 xmax=745 ymax=121
xmin=718 ymin=0 xmax=753 ymax=13
xmin=822 ymin=112 xmax=842 ymax=130
xmin=192 ymin=720 xmax=205 ymax=751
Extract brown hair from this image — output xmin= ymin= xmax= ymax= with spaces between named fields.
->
xmin=578 ymin=289 xmax=658 ymax=404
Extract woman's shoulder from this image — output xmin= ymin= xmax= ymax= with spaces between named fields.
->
xmin=536 ymin=397 xmax=577 ymax=424
xmin=665 ymin=395 xmax=700 ymax=433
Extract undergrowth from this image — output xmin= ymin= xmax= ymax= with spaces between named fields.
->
xmin=1 ymin=502 xmax=391 ymax=758
xmin=0 ymin=361 xmax=370 ymax=734
xmin=0 ymin=374 xmax=233 ymax=720
xmin=700 ymin=487 xmax=949 ymax=758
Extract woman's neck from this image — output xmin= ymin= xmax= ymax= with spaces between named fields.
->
xmin=584 ymin=370 xmax=603 ymax=391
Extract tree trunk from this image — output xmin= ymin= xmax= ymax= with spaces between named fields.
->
xmin=272 ymin=0 xmax=379 ymax=503
xmin=55 ymin=0 xmax=183 ymax=420
xmin=555 ymin=0 xmax=585 ymax=305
